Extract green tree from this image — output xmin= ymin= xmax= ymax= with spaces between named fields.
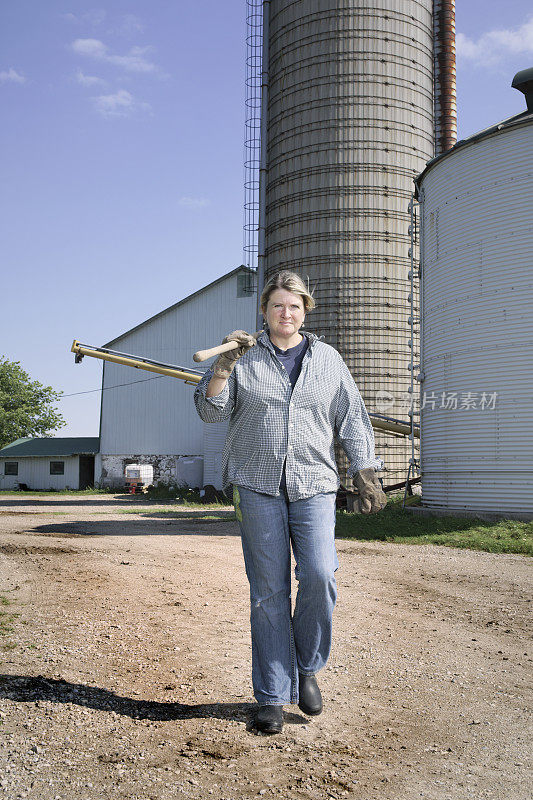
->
xmin=0 ymin=357 xmax=65 ymax=449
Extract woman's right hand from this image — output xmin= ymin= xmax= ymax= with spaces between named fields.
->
xmin=213 ymin=330 xmax=256 ymax=379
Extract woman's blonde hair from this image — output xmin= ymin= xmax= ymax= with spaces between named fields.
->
xmin=260 ymin=270 xmax=316 ymax=312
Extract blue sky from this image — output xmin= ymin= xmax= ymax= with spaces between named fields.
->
xmin=1 ymin=1 xmax=532 ymax=437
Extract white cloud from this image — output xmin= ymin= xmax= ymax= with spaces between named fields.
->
xmin=71 ymin=37 xmax=159 ymax=74
xmin=457 ymin=15 xmax=533 ymax=66
xmin=179 ymin=197 xmax=210 ymax=209
xmin=62 ymin=10 xmax=107 ymax=27
xmin=75 ymin=69 xmax=106 ymax=87
xmin=92 ymin=88 xmax=151 ymax=118
xmin=107 ymin=45 xmax=157 ymax=74
xmin=116 ymin=14 xmax=144 ymax=37
xmin=84 ymin=9 xmax=107 ymax=27
xmin=71 ymin=38 xmax=107 ymax=59
xmin=0 ymin=68 xmax=26 ymax=84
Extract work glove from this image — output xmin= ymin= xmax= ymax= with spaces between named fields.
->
xmin=353 ymin=468 xmax=387 ymax=514
xmin=213 ymin=330 xmax=256 ymax=379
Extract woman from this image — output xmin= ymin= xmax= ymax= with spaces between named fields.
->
xmin=194 ymin=270 xmax=386 ymax=734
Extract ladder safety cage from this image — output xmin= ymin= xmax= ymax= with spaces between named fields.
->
xmin=404 ymin=194 xmax=422 ymax=506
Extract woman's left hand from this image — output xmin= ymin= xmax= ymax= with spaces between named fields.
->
xmin=353 ymin=468 xmax=387 ymax=514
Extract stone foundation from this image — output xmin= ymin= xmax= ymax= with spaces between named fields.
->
xmin=99 ymin=454 xmax=199 ymax=488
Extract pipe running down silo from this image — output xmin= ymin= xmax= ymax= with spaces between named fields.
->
xmin=262 ymin=0 xmax=435 ymax=485
xmin=433 ymin=0 xmax=457 ymax=155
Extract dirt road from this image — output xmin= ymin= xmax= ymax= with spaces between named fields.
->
xmin=0 ymin=495 xmax=531 ymax=800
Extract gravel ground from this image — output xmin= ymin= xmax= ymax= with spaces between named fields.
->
xmin=0 ymin=494 xmax=531 ymax=800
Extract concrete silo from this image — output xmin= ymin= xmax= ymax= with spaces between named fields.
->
xmin=252 ymin=0 xmax=456 ymax=485
xmin=414 ymin=70 xmax=533 ymax=517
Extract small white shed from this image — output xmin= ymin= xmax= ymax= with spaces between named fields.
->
xmin=0 ymin=437 xmax=99 ymax=491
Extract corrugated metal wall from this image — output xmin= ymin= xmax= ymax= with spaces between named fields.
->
xmin=263 ymin=0 xmax=435 ymax=484
xmin=0 ymin=457 xmax=80 ymax=490
xmin=418 ymin=121 xmax=533 ymax=515
xmin=99 ymin=271 xmax=256 ymax=457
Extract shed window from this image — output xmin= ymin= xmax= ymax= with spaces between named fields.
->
xmin=50 ymin=461 xmax=65 ymax=475
xmin=4 ymin=462 xmax=18 ymax=476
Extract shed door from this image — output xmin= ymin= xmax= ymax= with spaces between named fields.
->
xmin=79 ymin=456 xmax=95 ymax=489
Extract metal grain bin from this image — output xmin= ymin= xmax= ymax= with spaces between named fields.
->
xmin=415 ymin=102 xmax=533 ymax=516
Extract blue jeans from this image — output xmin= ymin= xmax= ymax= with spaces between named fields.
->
xmin=234 ymin=483 xmax=339 ymax=705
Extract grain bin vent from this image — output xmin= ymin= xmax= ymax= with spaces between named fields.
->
xmin=512 ymin=67 xmax=533 ymax=112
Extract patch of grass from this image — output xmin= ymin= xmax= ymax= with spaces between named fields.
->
xmin=0 ymin=619 xmax=14 ymax=635
xmin=0 ymin=487 xmax=117 ymax=495
xmin=145 ymin=484 xmax=232 ymax=505
xmin=116 ymin=508 xmax=236 ymax=521
xmin=0 ymin=595 xmax=22 ymax=653
xmin=0 ymin=609 xmax=20 ymax=636
xmin=336 ymin=495 xmax=533 ymax=556
xmin=44 ymin=486 xmax=118 ymax=494
xmin=145 ymin=483 xmax=191 ymax=501
xmin=0 ymin=485 xmax=234 ymax=504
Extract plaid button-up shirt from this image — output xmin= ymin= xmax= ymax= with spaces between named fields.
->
xmin=194 ymin=331 xmax=382 ymax=501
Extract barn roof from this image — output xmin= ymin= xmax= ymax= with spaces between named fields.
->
xmin=0 ymin=438 xmax=100 ymax=457
xmin=104 ymin=265 xmax=255 ymax=347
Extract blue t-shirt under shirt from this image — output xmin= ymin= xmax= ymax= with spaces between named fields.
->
xmin=271 ymin=335 xmax=309 ymax=390
xmin=272 ymin=335 xmax=309 ymax=497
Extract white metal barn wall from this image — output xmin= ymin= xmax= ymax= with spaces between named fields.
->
xmin=98 ymin=269 xmax=256 ymax=486
xmin=0 ymin=457 xmax=80 ymax=491
xmin=263 ymin=0 xmax=435 ymax=484
xmin=417 ymin=121 xmax=533 ymax=515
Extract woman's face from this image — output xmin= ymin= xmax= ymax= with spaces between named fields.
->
xmin=263 ymin=288 xmax=306 ymax=341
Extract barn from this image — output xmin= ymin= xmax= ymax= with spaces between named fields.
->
xmin=97 ymin=265 xmax=256 ymax=489
xmin=0 ymin=437 xmax=99 ymax=491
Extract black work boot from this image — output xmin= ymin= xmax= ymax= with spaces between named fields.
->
xmin=255 ymin=704 xmax=283 ymax=734
xmin=298 ymin=673 xmax=323 ymax=716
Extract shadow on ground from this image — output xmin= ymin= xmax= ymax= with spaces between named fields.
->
xmin=0 ymin=674 xmax=306 ymax=729
xmin=25 ymin=519 xmax=240 ymax=537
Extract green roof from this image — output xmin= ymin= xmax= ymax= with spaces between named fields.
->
xmin=0 ymin=437 xmax=99 ymax=458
